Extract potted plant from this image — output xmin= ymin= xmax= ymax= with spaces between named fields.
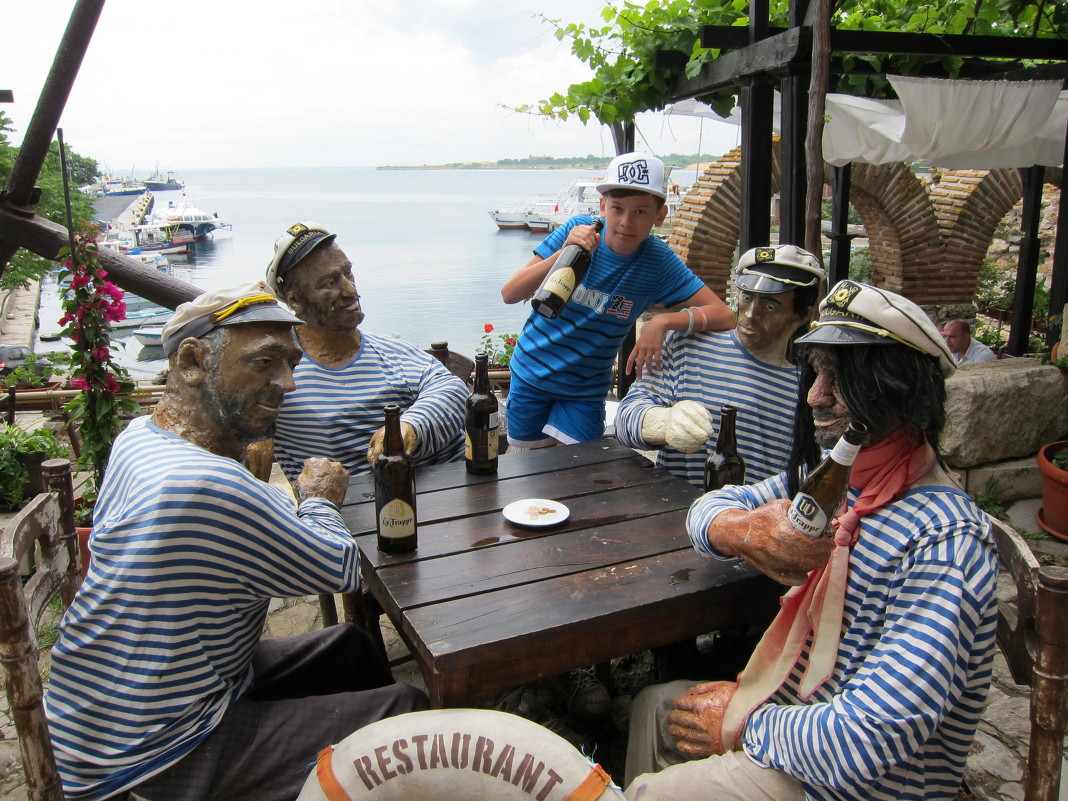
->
xmin=0 ymin=424 xmax=70 ymax=511
xmin=478 ymin=323 xmax=518 ymax=391
xmin=1036 ymin=441 xmax=1068 ymax=541
xmin=3 ymin=353 xmax=58 ymax=391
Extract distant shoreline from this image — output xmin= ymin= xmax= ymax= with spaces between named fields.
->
xmin=377 ymin=163 xmax=608 ymax=171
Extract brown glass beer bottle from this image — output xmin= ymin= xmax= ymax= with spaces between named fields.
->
xmin=531 ymin=219 xmax=604 ymax=319
xmin=704 ymin=405 xmax=746 ymax=492
xmin=465 ymin=353 xmax=499 ymax=475
xmin=786 ymin=421 xmax=867 ymax=538
xmin=375 ymin=404 xmax=418 ymax=554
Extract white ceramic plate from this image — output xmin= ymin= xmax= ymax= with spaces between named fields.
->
xmin=502 ymin=498 xmax=570 ymax=527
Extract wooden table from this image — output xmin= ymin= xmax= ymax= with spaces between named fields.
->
xmin=341 ymin=440 xmax=780 ymax=708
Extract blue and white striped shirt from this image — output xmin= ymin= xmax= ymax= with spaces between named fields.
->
xmin=44 ymin=416 xmax=360 ymax=800
xmin=509 ymin=215 xmax=706 ymax=400
xmin=687 ymin=476 xmax=998 ymax=801
xmin=273 ymin=331 xmax=468 ymax=481
xmin=615 ymin=329 xmax=800 ymax=487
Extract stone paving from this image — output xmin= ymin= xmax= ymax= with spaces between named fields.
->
xmin=1 ymin=282 xmax=1065 ymax=800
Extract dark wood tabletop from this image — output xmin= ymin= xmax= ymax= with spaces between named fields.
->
xmin=341 ymin=439 xmax=780 ymax=708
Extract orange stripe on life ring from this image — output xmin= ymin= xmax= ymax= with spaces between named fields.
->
xmin=316 ymin=745 xmax=354 ymax=801
xmin=563 ymin=763 xmax=612 ymax=801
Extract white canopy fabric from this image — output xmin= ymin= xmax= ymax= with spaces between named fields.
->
xmin=663 ymin=76 xmax=1067 ymax=169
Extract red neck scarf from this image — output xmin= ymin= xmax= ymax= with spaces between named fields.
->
xmin=720 ymin=429 xmax=935 ymax=747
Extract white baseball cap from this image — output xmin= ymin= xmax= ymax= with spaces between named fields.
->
xmin=596 ymin=152 xmax=668 ymax=200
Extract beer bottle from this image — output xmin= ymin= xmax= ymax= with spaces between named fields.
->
xmin=465 ymin=353 xmax=499 ymax=475
xmin=704 ymin=405 xmax=745 ymax=492
xmin=531 ymin=219 xmax=604 ymax=319
xmin=375 ymin=404 xmax=418 ymax=554
xmin=786 ymin=421 xmax=868 ymax=538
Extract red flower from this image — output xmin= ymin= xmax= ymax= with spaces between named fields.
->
xmin=484 ymin=323 xmax=494 ymax=333
xmin=506 ymin=337 xmax=516 ymax=346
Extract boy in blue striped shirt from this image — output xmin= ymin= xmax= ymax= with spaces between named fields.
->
xmin=501 ymin=152 xmax=735 ymax=448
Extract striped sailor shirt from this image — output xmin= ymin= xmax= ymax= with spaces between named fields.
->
xmin=44 ymin=416 xmax=360 ymax=800
xmin=273 ymin=331 xmax=468 ymax=481
xmin=687 ymin=476 xmax=998 ymax=801
xmin=509 ymin=215 xmax=706 ymax=401
xmin=615 ymin=329 xmax=800 ymax=487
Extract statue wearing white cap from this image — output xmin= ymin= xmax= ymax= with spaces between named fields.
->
xmin=624 ymin=281 xmax=997 ymax=801
xmin=616 ymin=244 xmax=826 ymax=489
xmin=45 ymin=282 xmax=429 ymax=801
xmin=263 ymin=222 xmax=468 ymax=482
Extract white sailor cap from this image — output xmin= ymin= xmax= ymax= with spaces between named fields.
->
xmin=265 ymin=221 xmax=337 ymax=293
xmin=795 ymin=280 xmax=956 ymax=377
xmin=161 ymin=281 xmax=302 ymax=355
xmin=734 ymin=245 xmax=825 ymax=294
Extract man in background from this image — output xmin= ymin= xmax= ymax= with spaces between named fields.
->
xmin=942 ymin=318 xmax=997 ymax=364
xmin=615 ymin=244 xmax=824 ymax=488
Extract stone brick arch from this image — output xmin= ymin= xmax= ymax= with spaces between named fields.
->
xmin=667 ymin=148 xmax=944 ymax=299
xmin=668 ymin=144 xmax=1062 ymax=310
xmin=847 ymin=163 xmax=942 ymax=296
xmin=667 ymin=145 xmax=748 ymax=297
xmin=929 ymin=167 xmax=1063 ymax=306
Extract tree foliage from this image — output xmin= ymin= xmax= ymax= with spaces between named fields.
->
xmin=520 ymin=0 xmax=1067 ymax=128
xmin=0 ymin=111 xmax=99 ymax=290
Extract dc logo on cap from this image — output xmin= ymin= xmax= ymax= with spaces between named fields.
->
xmin=616 ymin=159 xmax=650 ymax=186
xmin=286 ymin=223 xmax=309 ymax=237
xmin=754 ymin=247 xmax=777 ymax=263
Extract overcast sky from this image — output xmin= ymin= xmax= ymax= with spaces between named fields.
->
xmin=6 ymin=0 xmax=741 ymax=172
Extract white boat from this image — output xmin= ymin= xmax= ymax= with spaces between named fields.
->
xmin=132 ymin=325 xmax=164 ymax=347
xmin=487 ymin=208 xmax=530 ymax=231
xmin=147 ymin=198 xmax=231 ymax=240
xmin=488 ymin=194 xmax=555 ymax=231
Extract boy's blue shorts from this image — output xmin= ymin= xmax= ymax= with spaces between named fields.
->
xmin=506 ymin=379 xmax=607 ymax=448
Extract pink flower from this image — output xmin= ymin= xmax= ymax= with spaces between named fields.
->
xmin=104 ymin=374 xmax=120 ymax=394
xmin=68 ymin=376 xmax=90 ymax=391
xmin=101 ymin=301 xmax=127 ymax=323
xmin=91 ymin=346 xmax=110 ymax=362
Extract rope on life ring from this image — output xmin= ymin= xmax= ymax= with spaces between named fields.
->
xmin=297 ymin=708 xmax=626 ymax=801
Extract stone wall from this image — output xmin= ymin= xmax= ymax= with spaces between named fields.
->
xmin=941 ymin=358 xmax=1068 ymax=468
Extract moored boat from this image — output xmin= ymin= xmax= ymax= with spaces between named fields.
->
xmin=148 ymin=198 xmax=231 ymax=240
xmin=143 ymin=170 xmax=184 ymax=191
xmin=132 ymin=325 xmax=164 ymax=347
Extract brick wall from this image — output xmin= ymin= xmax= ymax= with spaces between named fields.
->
xmin=668 ymin=144 xmax=1063 ymax=310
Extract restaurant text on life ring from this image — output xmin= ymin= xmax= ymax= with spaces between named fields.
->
xmin=297 ymin=708 xmax=626 ymax=801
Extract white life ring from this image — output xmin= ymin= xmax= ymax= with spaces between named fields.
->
xmin=297 ymin=708 xmax=627 ymax=801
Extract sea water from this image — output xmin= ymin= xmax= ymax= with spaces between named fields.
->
xmin=35 ymin=166 xmax=695 ymax=380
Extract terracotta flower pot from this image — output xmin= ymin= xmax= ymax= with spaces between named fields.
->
xmin=1036 ymin=441 xmax=1068 ymax=541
